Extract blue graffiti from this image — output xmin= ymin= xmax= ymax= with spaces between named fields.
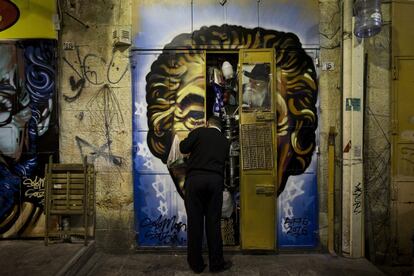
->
xmin=0 ymin=40 xmax=56 ymax=222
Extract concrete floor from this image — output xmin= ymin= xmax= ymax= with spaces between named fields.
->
xmin=0 ymin=240 xmax=412 ymax=275
xmin=78 ymin=252 xmax=386 ymax=276
xmin=0 ymin=240 xmax=87 ymax=276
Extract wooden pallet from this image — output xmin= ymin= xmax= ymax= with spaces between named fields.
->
xmin=44 ymin=156 xmax=95 ymax=245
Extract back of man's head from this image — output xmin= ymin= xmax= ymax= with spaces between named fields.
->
xmin=207 ymin=116 xmax=222 ymax=130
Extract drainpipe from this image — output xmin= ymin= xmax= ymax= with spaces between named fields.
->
xmin=328 ymin=127 xmax=337 ymax=256
xmin=342 ymin=0 xmax=365 ymax=258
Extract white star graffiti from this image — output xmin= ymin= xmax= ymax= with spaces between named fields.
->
xmin=152 ymin=175 xmax=167 ymax=200
xmin=143 ymin=158 xmax=154 ymax=170
xmin=280 ymin=179 xmax=305 ymax=233
xmin=137 ymin=142 xmax=151 ymax=158
xmin=157 ymin=200 xmax=168 ymax=216
xmin=135 ymin=102 xmax=146 ymax=116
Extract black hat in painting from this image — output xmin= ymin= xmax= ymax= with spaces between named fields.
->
xmin=243 ymin=63 xmax=270 ymax=82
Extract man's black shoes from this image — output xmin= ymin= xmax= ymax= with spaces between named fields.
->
xmin=209 ymin=260 xmax=232 ymax=273
xmin=191 ymin=263 xmax=206 ymax=274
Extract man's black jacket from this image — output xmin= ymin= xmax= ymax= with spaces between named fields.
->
xmin=179 ymin=127 xmax=230 ymax=177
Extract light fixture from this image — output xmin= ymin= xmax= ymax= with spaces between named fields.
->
xmin=354 ymin=0 xmax=382 ymax=38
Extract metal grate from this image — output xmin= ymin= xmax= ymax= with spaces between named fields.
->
xmin=241 ymin=124 xmax=274 ymax=170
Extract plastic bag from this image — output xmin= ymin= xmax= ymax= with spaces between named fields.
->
xmin=167 ymin=134 xmax=187 ymax=169
xmin=222 ymin=189 xmax=234 ymax=218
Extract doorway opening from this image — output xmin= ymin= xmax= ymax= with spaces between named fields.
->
xmin=206 ymin=52 xmax=241 ymax=247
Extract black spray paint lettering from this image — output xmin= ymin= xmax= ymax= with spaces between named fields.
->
xmin=284 ymin=217 xmax=309 ymax=237
xmin=63 ymin=46 xmax=128 ymax=102
xmin=140 ymin=215 xmax=187 ymax=244
xmin=353 ymin=182 xmax=362 ymax=214
xmin=87 ymin=84 xmax=125 ymax=147
xmin=75 ymin=136 xmax=123 ymax=167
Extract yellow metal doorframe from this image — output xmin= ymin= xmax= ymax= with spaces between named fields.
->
xmin=238 ymin=48 xmax=278 ymax=251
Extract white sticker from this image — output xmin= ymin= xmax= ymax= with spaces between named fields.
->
xmin=370 ymin=12 xmax=382 ymax=21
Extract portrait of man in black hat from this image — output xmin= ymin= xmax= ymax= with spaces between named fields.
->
xmin=242 ymin=63 xmax=271 ymax=110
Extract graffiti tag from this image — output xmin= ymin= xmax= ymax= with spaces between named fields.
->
xmin=284 ymin=217 xmax=309 ymax=237
xmin=23 ymin=176 xmax=45 ymax=205
xmin=63 ymin=46 xmax=128 ymax=102
xmin=140 ymin=215 xmax=186 ymax=244
xmin=352 ymin=182 xmax=362 ymax=214
xmin=75 ymin=136 xmax=123 ymax=167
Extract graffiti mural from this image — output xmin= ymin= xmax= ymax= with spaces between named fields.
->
xmin=0 ymin=40 xmax=58 ymax=237
xmin=133 ymin=0 xmax=319 ymax=248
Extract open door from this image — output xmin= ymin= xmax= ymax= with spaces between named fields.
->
xmin=239 ymin=49 xmax=277 ymax=250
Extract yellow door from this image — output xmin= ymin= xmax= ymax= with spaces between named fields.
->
xmin=239 ymin=49 xmax=277 ymax=250
xmin=392 ymin=58 xmax=414 ymax=259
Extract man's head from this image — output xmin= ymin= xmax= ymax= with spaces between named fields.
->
xmin=207 ymin=115 xmax=222 ymax=130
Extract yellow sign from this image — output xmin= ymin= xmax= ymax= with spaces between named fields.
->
xmin=0 ymin=0 xmax=56 ymax=39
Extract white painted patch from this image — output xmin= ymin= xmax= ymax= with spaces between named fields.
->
xmin=279 ymin=179 xmax=305 ymax=233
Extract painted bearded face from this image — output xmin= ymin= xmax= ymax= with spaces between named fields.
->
xmin=145 ymin=25 xmax=318 ymax=198
xmin=0 ymin=45 xmax=31 ymax=162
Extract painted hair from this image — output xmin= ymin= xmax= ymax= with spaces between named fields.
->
xmin=146 ymin=24 xmax=317 ymax=195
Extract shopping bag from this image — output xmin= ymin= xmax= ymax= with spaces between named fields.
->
xmin=222 ymin=189 xmax=234 ymax=218
xmin=167 ymin=134 xmax=187 ymax=169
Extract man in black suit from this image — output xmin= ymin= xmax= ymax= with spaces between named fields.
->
xmin=180 ymin=116 xmax=232 ymax=273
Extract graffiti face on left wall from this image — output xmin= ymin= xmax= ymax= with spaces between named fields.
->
xmin=0 ymin=40 xmax=58 ymax=237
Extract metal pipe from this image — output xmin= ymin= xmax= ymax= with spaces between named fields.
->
xmin=342 ymin=0 xmax=353 ymax=257
xmin=328 ymin=127 xmax=337 ymax=256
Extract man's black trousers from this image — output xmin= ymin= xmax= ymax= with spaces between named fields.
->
xmin=184 ymin=173 xmax=224 ymax=271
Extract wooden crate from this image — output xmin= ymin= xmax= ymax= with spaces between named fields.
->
xmin=44 ymin=156 xmax=95 ymax=245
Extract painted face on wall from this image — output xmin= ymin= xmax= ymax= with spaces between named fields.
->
xmin=0 ymin=44 xmax=31 ymax=161
xmin=145 ymin=25 xmax=318 ymax=198
xmin=0 ymin=40 xmax=57 ymax=236
xmin=242 ymin=63 xmax=271 ymax=110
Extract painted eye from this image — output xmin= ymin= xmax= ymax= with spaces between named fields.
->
xmin=254 ymin=81 xmax=266 ymax=87
xmin=0 ymin=94 xmax=12 ymax=124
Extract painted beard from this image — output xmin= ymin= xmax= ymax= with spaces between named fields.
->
xmin=242 ymin=83 xmax=268 ymax=108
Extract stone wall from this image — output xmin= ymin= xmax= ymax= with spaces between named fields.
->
xmin=364 ymin=2 xmax=392 ymax=262
xmin=318 ymin=0 xmax=342 ymax=251
xmin=59 ymin=0 xmax=134 ymax=252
